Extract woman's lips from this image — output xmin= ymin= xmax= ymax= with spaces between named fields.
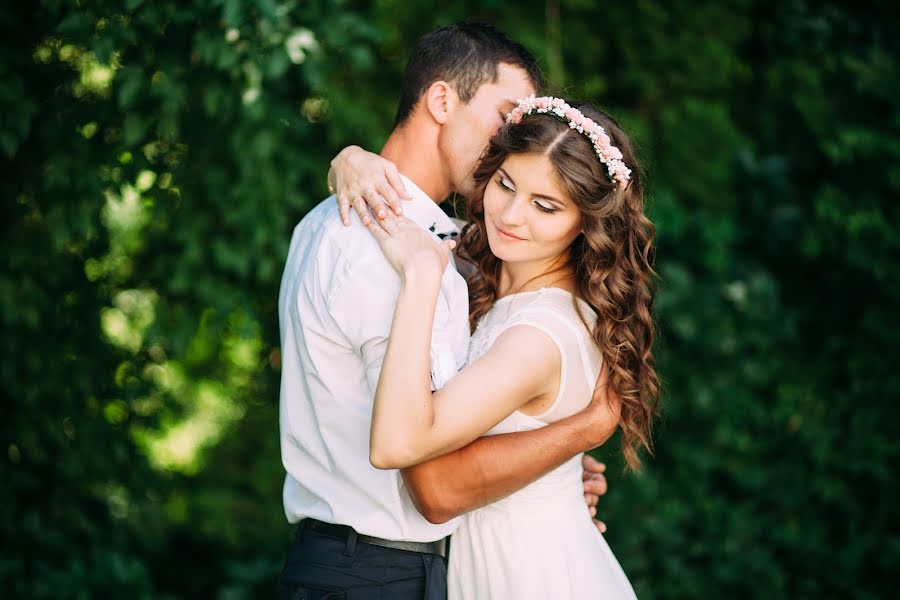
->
xmin=493 ymin=223 xmax=526 ymax=241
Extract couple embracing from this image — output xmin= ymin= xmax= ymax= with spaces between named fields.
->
xmin=277 ymin=22 xmax=658 ymax=600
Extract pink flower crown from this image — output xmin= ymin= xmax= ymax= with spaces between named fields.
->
xmin=506 ymin=96 xmax=632 ymax=189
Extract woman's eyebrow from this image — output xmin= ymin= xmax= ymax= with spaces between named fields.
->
xmin=498 ymin=167 xmax=565 ymax=205
xmin=534 ymin=192 xmax=564 ymax=205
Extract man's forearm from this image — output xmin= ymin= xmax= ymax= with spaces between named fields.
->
xmin=401 ymin=410 xmax=603 ymax=523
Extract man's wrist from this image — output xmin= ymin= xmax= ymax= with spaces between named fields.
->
xmin=568 ymin=408 xmax=607 ymax=451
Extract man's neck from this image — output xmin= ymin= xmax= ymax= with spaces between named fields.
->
xmin=380 ymin=123 xmax=451 ymax=203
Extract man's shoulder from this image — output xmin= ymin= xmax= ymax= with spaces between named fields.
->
xmin=295 ymin=196 xmax=393 ymax=278
xmin=296 ymin=195 xmax=342 ymax=238
xmin=299 ymin=197 xmax=380 ymax=249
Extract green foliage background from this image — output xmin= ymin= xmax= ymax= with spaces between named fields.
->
xmin=2 ymin=1 xmax=898 ymax=598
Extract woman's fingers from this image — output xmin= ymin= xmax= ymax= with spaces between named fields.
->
xmin=375 ymin=181 xmax=401 ymax=218
xmin=359 ymin=185 xmax=386 ymax=220
xmin=364 ymin=216 xmax=390 ymax=243
xmin=351 ymin=195 xmax=371 ymax=225
xmin=331 ymin=146 xmax=411 ymax=224
xmin=378 ymin=209 xmax=402 ymax=235
xmin=337 ymin=192 xmax=351 ymax=226
xmin=437 ymin=239 xmax=455 ymax=271
xmin=385 ymin=165 xmax=410 ymax=211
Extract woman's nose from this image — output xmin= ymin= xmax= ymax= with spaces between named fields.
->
xmin=499 ymin=196 xmax=526 ymax=226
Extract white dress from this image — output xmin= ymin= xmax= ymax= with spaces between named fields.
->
xmin=448 ymin=288 xmax=637 ymax=600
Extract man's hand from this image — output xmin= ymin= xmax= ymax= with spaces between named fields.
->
xmin=583 ymin=367 xmax=622 ymax=449
xmin=581 ymin=454 xmax=609 ymax=533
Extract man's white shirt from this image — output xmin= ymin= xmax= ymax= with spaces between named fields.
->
xmin=278 ymin=176 xmax=469 ymax=542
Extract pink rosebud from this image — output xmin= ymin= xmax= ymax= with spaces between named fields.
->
xmin=565 ymin=108 xmax=578 ymax=121
xmin=552 ymin=98 xmax=565 ymax=108
xmin=536 ymin=98 xmax=549 ymax=109
xmin=597 ymin=132 xmax=611 ymax=147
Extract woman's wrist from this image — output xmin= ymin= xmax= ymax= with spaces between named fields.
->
xmin=400 ymin=258 xmax=444 ymax=289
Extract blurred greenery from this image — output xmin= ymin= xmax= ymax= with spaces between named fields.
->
xmin=2 ymin=1 xmax=898 ymax=598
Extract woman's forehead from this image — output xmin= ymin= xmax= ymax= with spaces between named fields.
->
xmin=500 ymin=153 xmax=572 ymax=203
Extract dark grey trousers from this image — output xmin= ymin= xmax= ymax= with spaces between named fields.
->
xmin=277 ymin=526 xmax=448 ymax=600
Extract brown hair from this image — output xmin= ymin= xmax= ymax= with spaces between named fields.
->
xmin=457 ymin=104 xmax=659 ymax=470
xmin=394 ymin=22 xmax=544 ymax=126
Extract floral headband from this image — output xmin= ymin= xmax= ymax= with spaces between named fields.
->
xmin=506 ymin=96 xmax=632 ymax=189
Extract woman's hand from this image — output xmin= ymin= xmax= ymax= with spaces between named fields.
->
xmin=329 ymin=146 xmax=411 ymax=226
xmin=365 ymin=213 xmax=456 ymax=283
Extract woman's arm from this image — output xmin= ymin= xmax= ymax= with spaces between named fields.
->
xmin=365 ymin=216 xmax=562 ymax=469
xmin=329 ymin=145 xmax=410 ymax=225
xmin=400 ymin=378 xmax=620 ymax=524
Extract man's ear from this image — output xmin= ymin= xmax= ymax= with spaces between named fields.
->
xmin=423 ymin=80 xmax=457 ymax=125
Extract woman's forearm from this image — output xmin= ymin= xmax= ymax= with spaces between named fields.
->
xmin=369 ymin=266 xmax=443 ymax=468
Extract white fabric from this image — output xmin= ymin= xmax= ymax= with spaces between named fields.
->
xmin=278 ymin=175 xmax=468 ymax=542
xmin=449 ymin=287 xmax=637 ymax=599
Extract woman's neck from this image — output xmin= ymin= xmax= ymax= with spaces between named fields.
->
xmin=497 ymin=255 xmax=574 ymax=297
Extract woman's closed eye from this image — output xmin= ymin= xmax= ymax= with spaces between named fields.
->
xmin=533 ymin=200 xmax=559 ymax=214
xmin=495 ymin=176 xmax=515 ymax=193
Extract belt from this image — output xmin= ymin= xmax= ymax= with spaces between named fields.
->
xmin=302 ymin=518 xmax=448 ymax=558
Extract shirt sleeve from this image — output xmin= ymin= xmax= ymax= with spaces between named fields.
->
xmin=328 ymin=251 xmax=458 ymax=394
xmin=328 ymin=255 xmax=402 ymax=396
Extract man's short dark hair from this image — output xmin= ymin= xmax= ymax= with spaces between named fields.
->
xmin=394 ymin=22 xmax=544 ymax=126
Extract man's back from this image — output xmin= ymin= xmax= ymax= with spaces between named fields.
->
xmin=278 ymin=193 xmax=467 ymax=542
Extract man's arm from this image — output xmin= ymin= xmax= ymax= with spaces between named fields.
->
xmin=401 ymin=380 xmax=620 ymax=524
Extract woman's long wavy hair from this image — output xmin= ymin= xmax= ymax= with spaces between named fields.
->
xmin=457 ymin=104 xmax=659 ymax=470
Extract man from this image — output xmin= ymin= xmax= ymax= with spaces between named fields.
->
xmin=277 ymin=23 xmax=616 ymax=599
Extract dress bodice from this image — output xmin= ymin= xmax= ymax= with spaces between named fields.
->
xmin=464 ymin=287 xmax=605 ymax=513
xmin=468 ymin=287 xmax=603 ymax=433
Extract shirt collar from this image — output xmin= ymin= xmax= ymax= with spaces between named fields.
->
xmin=399 ymin=174 xmax=461 ymax=240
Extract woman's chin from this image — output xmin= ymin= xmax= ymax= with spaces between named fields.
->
xmin=486 ymin=236 xmax=509 ymax=260
xmin=486 ymin=240 xmax=522 ymax=263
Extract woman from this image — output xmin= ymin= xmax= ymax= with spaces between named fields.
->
xmin=333 ymin=97 xmax=657 ymax=599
